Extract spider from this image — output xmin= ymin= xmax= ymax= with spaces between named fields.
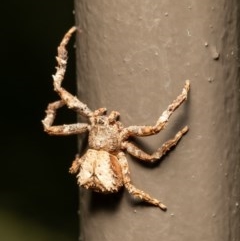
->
xmin=42 ymin=27 xmax=190 ymax=211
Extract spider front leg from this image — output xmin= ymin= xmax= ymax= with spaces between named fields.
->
xmin=108 ymin=111 xmax=120 ymax=123
xmin=52 ymin=26 xmax=93 ymax=117
xmin=117 ymin=152 xmax=167 ymax=210
xmin=120 ymin=80 xmax=190 ymax=140
xmin=42 ymin=100 xmax=89 ymax=135
xmin=122 ymin=126 xmax=188 ymax=163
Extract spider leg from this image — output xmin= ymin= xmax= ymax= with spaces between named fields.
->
xmin=117 ymin=152 xmax=167 ymax=210
xmin=122 ymin=126 xmax=188 ymax=163
xmin=108 ymin=111 xmax=120 ymax=123
xmin=69 ymin=154 xmax=81 ymax=174
xmin=120 ymin=80 xmax=190 ymax=140
xmin=42 ymin=100 xmax=89 ymax=135
xmin=52 ymin=26 xmax=93 ymax=117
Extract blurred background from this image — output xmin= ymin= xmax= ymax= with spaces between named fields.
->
xmin=1 ymin=1 xmax=80 ymax=240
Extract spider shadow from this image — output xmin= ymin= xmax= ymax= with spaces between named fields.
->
xmin=87 ymin=188 xmax=124 ymax=213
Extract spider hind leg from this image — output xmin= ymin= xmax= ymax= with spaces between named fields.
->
xmin=117 ymin=152 xmax=167 ymax=210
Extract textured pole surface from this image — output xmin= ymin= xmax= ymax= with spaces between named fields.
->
xmin=74 ymin=1 xmax=240 ymax=240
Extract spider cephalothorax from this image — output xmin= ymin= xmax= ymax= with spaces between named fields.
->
xmin=42 ymin=27 xmax=190 ymax=211
xmin=88 ymin=111 xmax=123 ymax=152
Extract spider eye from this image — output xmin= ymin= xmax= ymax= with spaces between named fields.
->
xmin=98 ymin=119 xmax=104 ymax=124
xmin=97 ymin=117 xmax=105 ymax=125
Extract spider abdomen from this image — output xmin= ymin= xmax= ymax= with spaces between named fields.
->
xmin=77 ymin=149 xmax=123 ymax=193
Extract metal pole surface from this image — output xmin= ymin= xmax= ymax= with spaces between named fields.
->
xmin=74 ymin=1 xmax=240 ymax=240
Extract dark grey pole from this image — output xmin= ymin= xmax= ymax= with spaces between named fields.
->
xmin=74 ymin=1 xmax=240 ymax=240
